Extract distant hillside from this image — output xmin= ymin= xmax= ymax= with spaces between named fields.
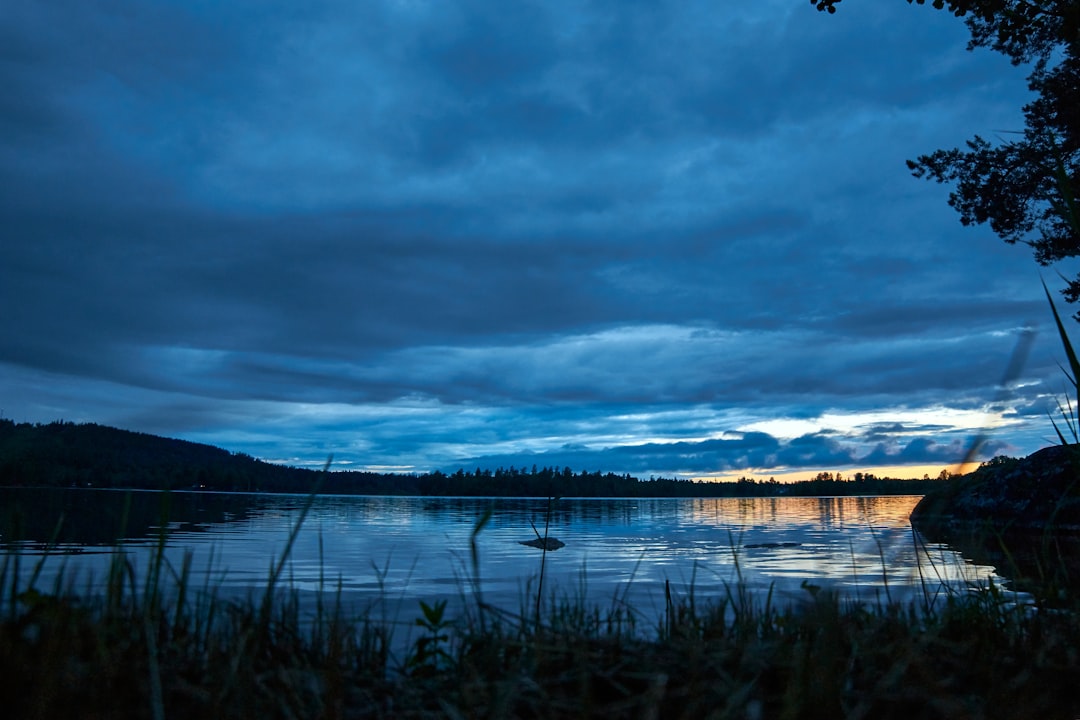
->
xmin=0 ymin=419 xmax=319 ymax=492
xmin=0 ymin=420 xmax=944 ymax=497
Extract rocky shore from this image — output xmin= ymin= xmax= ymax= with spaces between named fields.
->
xmin=910 ymin=445 xmax=1080 ymax=595
xmin=910 ymin=445 xmax=1080 ymax=533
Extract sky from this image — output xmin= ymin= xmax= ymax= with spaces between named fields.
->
xmin=2 ymin=0 xmax=1074 ymax=481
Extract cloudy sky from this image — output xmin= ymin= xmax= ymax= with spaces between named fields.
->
xmin=2 ymin=0 xmax=1072 ymax=480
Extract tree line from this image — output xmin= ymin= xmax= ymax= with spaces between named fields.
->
xmin=0 ymin=420 xmax=947 ymax=497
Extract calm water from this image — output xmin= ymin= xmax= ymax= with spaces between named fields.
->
xmin=1 ymin=489 xmax=1009 ymax=620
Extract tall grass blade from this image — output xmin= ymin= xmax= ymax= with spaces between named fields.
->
xmin=958 ymin=325 xmax=1035 ymax=471
xmin=1043 ymin=278 xmax=1080 ymax=445
xmin=24 ymin=512 xmax=65 ymax=595
xmin=258 ymin=455 xmax=331 ymax=625
xmin=469 ymin=504 xmax=493 ymax=629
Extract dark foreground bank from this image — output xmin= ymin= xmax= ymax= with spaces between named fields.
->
xmin=3 ymin=547 xmax=1080 ymax=720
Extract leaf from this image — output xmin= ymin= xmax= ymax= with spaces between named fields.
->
xmin=419 ymin=599 xmax=446 ymax=626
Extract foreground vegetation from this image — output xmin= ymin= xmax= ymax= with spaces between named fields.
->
xmin=3 ymin=496 xmax=1080 ymax=720
xmin=4 ymin=554 xmax=1079 ymax=719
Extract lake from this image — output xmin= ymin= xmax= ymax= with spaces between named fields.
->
xmin=1 ymin=489 xmax=1011 ymax=623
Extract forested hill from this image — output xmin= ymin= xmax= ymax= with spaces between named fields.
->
xmin=0 ymin=420 xmax=946 ymax=497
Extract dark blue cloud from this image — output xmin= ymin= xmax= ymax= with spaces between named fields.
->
xmin=0 ymin=0 xmax=1063 ymax=478
xmin=448 ymin=428 xmax=1009 ymax=477
xmin=449 ymin=431 xmax=783 ymax=475
xmin=858 ymin=437 xmax=1010 ymax=467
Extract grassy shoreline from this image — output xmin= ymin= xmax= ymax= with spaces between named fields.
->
xmin=3 ymin=533 xmax=1080 ymax=720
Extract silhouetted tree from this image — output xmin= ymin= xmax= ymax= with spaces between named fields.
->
xmin=813 ymin=0 xmax=1080 ymax=314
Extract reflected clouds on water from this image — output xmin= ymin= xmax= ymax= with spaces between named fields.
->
xmin=4 ymin=490 xmax=1003 ymax=615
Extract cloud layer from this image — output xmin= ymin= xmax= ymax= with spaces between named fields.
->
xmin=1 ymin=0 xmax=1066 ymax=478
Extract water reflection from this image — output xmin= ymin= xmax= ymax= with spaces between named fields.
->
xmin=2 ymin=490 xmax=1010 ymax=616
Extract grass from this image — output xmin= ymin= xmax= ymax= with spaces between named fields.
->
xmin=3 ymin=497 xmax=1080 ymax=720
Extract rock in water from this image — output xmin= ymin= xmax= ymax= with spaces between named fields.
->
xmin=518 ymin=537 xmax=565 ymax=550
xmin=910 ymin=445 xmax=1080 ymax=532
